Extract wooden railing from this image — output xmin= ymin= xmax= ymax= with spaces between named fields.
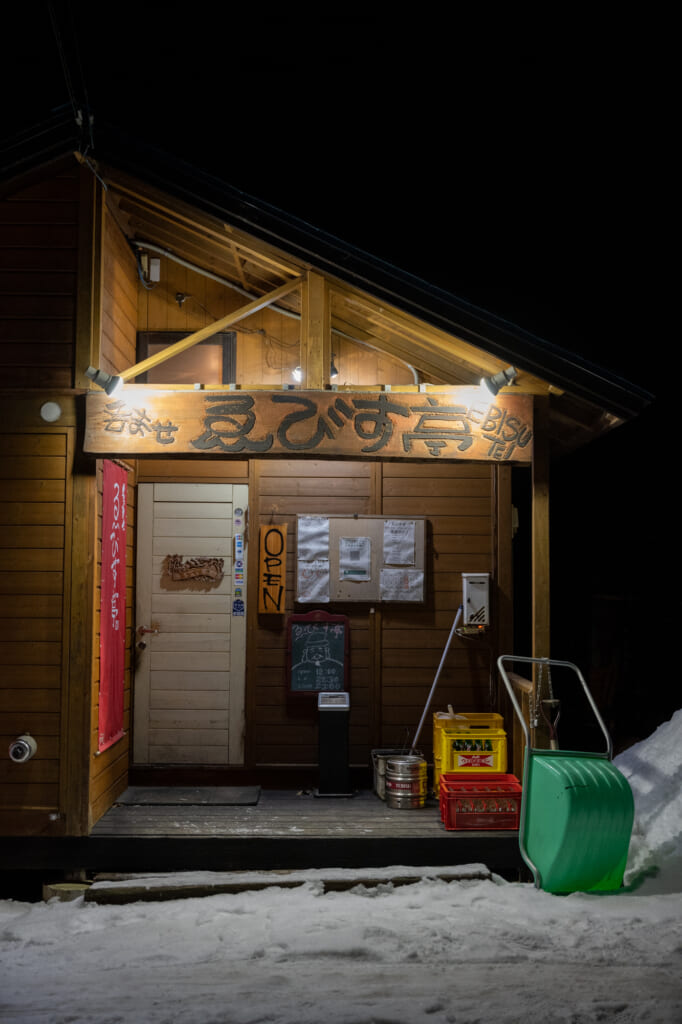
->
xmin=507 ymin=672 xmax=533 ymax=779
xmin=506 ymin=670 xmax=557 ymax=778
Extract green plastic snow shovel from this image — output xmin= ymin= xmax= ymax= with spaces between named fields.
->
xmin=498 ymin=656 xmax=634 ymax=894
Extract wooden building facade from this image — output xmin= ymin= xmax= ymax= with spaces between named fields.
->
xmin=0 ymin=124 xmax=650 ymax=838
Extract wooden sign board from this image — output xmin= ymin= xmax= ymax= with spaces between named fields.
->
xmin=258 ymin=523 xmax=287 ymax=614
xmin=84 ymin=388 xmax=533 ymax=463
xmin=287 ymin=610 xmax=350 ymax=694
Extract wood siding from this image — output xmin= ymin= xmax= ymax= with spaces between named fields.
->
xmin=253 ymin=459 xmax=374 ymax=767
xmin=250 ymin=458 xmax=498 ymax=770
xmin=381 ymin=462 xmax=495 ymax=760
xmin=131 ymin=456 xmax=501 ymax=776
xmin=0 ymin=164 xmax=79 ymax=389
xmin=0 ymin=157 xmax=514 ymax=836
xmin=0 ymin=427 xmax=72 ymax=833
xmin=100 ymin=203 xmax=138 ymax=375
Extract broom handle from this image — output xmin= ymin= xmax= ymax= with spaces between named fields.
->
xmin=410 ymin=605 xmax=462 ymax=753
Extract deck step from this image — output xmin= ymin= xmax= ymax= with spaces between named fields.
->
xmin=84 ymin=864 xmax=492 ymax=904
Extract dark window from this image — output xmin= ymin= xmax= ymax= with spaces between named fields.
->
xmin=136 ymin=331 xmax=236 ymax=385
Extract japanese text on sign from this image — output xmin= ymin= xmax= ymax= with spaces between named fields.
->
xmin=85 ymin=389 xmax=533 ymax=462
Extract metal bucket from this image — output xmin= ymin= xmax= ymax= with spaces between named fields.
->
xmin=385 ymin=755 xmax=427 ymax=809
xmin=372 ymin=748 xmax=409 ymax=800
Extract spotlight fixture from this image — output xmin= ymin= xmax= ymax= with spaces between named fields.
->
xmin=480 ymin=365 xmax=518 ymax=397
xmin=330 ymin=354 xmax=339 ymax=380
xmin=292 ymin=365 xmax=303 ymax=383
xmin=85 ymin=365 xmax=124 ymax=396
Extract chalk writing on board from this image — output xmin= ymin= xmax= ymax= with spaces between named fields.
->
xmin=288 ymin=614 xmax=349 ymax=693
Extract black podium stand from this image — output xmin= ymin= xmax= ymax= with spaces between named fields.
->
xmin=316 ymin=692 xmax=353 ymax=797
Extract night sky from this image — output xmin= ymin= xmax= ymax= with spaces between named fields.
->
xmin=3 ymin=6 xmax=675 ymax=741
xmin=5 ymin=5 xmax=667 ymax=386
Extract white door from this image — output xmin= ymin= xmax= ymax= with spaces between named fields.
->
xmin=133 ymin=483 xmax=247 ymax=765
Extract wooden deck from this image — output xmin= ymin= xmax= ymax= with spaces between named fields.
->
xmin=0 ymin=790 xmax=525 ymax=886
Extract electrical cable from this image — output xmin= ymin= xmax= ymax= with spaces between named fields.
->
xmin=47 ymin=1 xmax=94 ymax=151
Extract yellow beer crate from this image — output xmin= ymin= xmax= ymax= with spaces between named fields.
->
xmin=433 ymin=712 xmax=507 ymax=792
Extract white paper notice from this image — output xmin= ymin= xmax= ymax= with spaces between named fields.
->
xmin=380 ymin=568 xmax=424 ymax=602
xmin=297 ymin=559 xmax=330 ymax=603
xmin=339 ymin=536 xmax=371 ymax=581
xmin=383 ymin=519 xmax=416 ymax=565
xmin=297 ymin=516 xmax=330 ymax=561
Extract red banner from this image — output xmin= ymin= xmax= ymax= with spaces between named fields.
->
xmin=98 ymin=460 xmax=127 ymax=752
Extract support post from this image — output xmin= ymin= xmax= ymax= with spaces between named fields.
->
xmin=532 ymin=396 xmax=550 ymax=661
xmin=300 ymin=271 xmax=330 ymax=389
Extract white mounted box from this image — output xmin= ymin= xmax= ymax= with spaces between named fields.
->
xmin=462 ymin=572 xmax=490 ymax=625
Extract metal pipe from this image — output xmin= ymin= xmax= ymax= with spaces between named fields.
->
xmin=410 ymin=605 xmax=463 ymax=752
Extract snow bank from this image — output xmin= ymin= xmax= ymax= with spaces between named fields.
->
xmin=615 ymin=707 xmax=682 ymax=893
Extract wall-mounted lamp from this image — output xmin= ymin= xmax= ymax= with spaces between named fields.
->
xmin=85 ymin=365 xmax=124 ymax=396
xmin=480 ymin=365 xmax=518 ymax=397
xmin=330 ymin=354 xmax=339 ymax=380
xmin=40 ymin=401 xmax=62 ymax=423
xmin=292 ymin=366 xmax=303 ymax=383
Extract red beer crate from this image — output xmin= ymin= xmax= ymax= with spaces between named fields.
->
xmin=439 ymin=772 xmax=522 ymax=831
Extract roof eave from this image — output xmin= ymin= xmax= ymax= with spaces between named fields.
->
xmin=1 ymin=115 xmax=653 ymax=423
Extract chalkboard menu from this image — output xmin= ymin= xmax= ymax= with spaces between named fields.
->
xmin=287 ymin=610 xmax=349 ymax=694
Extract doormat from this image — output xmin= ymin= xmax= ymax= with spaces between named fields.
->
xmin=117 ymin=786 xmax=261 ymax=806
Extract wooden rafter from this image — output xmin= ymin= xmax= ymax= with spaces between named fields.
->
xmin=118 ymin=276 xmax=303 ymax=382
xmin=97 ymin=164 xmax=625 ymax=460
xmin=331 ymin=285 xmax=556 ymax=395
xmin=115 ymin=196 xmax=296 ymax=283
xmin=106 ymin=173 xmax=303 ymax=278
xmin=228 ymin=239 xmax=249 ymax=290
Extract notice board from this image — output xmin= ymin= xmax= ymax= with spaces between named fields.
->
xmin=296 ymin=514 xmax=426 ymax=604
xmin=287 ymin=610 xmax=350 ymax=694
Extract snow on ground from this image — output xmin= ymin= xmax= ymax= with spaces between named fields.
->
xmin=1 ymin=711 xmax=681 ymax=1024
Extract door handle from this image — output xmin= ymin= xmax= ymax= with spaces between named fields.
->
xmin=136 ymin=624 xmax=159 ymax=650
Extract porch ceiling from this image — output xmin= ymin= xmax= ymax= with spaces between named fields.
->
xmin=101 ymin=163 xmax=624 ymax=457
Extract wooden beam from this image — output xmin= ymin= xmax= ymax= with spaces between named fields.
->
xmin=300 ymin=271 xmax=330 ymax=389
xmin=63 ymin=452 xmax=97 ymax=835
xmin=531 ymin=396 xmax=550 ymax=661
xmin=332 ymin=285 xmax=557 ymax=395
xmin=118 ymin=277 xmax=303 ymax=382
xmin=109 ymin=180 xmax=303 ymax=275
xmin=74 ymin=165 xmax=104 ymax=388
xmin=495 ymin=463 xmax=514 ymax=660
xmin=494 ymin=463 xmax=515 ymax=757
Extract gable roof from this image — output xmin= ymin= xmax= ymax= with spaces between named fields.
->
xmin=2 ymin=110 xmax=653 ymax=455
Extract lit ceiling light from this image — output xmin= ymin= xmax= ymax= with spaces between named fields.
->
xmin=480 ymin=365 xmax=518 ymax=397
xmin=330 ymin=354 xmax=339 ymax=380
xmin=292 ymin=365 xmax=303 ymax=383
xmin=85 ymin=365 xmax=124 ymax=396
